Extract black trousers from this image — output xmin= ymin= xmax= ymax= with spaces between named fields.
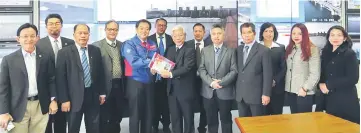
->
xmin=68 ymin=86 xmax=100 ymax=133
xmin=195 ymin=77 xmax=207 ymax=130
xmin=237 ymin=100 xmax=264 ymax=117
xmin=45 ymin=102 xmax=67 ymax=133
xmin=100 ymin=79 xmax=124 ymax=133
xmin=287 ymin=92 xmax=314 ymax=113
xmin=265 ymin=92 xmax=285 ymax=115
xmin=168 ymin=95 xmax=195 ymax=133
xmin=127 ymin=79 xmax=154 ymax=133
xmin=153 ymin=79 xmax=170 ymax=129
xmin=203 ymin=92 xmax=233 ymax=133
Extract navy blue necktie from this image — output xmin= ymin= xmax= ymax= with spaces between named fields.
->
xmin=81 ymin=47 xmax=92 ymax=87
xmin=159 ymin=36 xmax=165 ymax=56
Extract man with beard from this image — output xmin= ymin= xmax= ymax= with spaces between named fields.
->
xmin=36 ymin=14 xmax=74 ymax=133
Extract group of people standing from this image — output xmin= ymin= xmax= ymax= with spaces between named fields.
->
xmin=0 ymin=13 xmax=359 ymax=133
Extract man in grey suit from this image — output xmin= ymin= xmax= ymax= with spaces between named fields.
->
xmin=0 ymin=23 xmax=57 ymax=133
xmin=198 ymin=24 xmax=237 ymax=133
xmin=92 ymin=20 xmax=125 ymax=133
xmin=236 ymin=22 xmax=272 ymax=117
xmin=36 ymin=14 xmax=74 ymax=133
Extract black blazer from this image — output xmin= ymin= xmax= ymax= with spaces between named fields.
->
xmin=320 ymin=44 xmax=359 ymax=92
xmin=148 ymin=33 xmax=175 ymax=56
xmin=165 ymin=42 xmax=196 ymax=100
xmin=268 ymin=43 xmax=286 ymax=94
xmin=0 ymin=48 xmax=55 ymax=122
xmin=36 ymin=36 xmax=74 ymax=62
xmin=56 ymin=44 xmax=105 ymax=112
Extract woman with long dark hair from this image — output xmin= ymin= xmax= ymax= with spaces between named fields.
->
xmin=259 ymin=22 xmax=286 ymax=115
xmin=318 ymin=25 xmax=360 ymax=124
xmin=285 ymin=23 xmax=320 ymax=113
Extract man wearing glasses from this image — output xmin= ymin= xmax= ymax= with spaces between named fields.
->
xmin=36 ymin=13 xmax=74 ymax=133
xmin=148 ymin=18 xmax=174 ymax=133
xmin=92 ymin=20 xmax=125 ymax=133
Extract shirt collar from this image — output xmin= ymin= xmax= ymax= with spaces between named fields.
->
xmin=156 ymin=33 xmax=164 ymax=38
xmin=214 ymin=43 xmax=223 ymax=49
xmin=195 ymin=39 xmax=204 ymax=45
xmin=105 ymin=38 xmax=116 ymax=45
xmin=260 ymin=41 xmax=280 ymax=48
xmin=49 ymin=36 xmax=61 ymax=43
xmin=176 ymin=44 xmax=183 ymax=49
xmin=75 ymin=43 xmax=87 ymax=51
xmin=22 ymin=47 xmax=36 ymax=57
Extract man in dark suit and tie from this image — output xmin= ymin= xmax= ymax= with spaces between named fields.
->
xmin=148 ymin=18 xmax=174 ymax=133
xmin=0 ymin=23 xmax=57 ymax=133
xmin=36 ymin=14 xmax=74 ymax=133
xmin=198 ymin=24 xmax=237 ymax=133
xmin=159 ymin=25 xmax=196 ymax=133
xmin=236 ymin=22 xmax=273 ymax=117
xmin=185 ymin=23 xmax=209 ymax=133
xmin=92 ymin=20 xmax=125 ymax=133
xmin=56 ymin=24 xmax=105 ymax=133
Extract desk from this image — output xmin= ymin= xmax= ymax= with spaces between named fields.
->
xmin=235 ymin=112 xmax=360 ymax=133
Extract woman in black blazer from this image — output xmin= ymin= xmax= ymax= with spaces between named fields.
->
xmin=319 ymin=25 xmax=360 ymax=124
xmin=259 ymin=22 xmax=287 ymax=115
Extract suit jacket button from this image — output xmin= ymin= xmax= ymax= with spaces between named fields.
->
xmin=242 ymin=71 xmax=244 ymax=73
xmin=242 ymin=80 xmax=244 ymax=82
xmin=332 ymin=62 xmax=334 ymax=64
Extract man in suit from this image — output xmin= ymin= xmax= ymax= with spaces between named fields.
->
xmin=122 ymin=19 xmax=158 ymax=133
xmin=92 ymin=20 xmax=125 ymax=133
xmin=159 ymin=25 xmax=196 ymax=133
xmin=56 ymin=24 xmax=105 ymax=133
xmin=198 ymin=24 xmax=237 ymax=133
xmin=36 ymin=14 xmax=74 ymax=133
xmin=148 ymin=18 xmax=173 ymax=133
xmin=185 ymin=23 xmax=209 ymax=133
xmin=0 ymin=23 xmax=57 ymax=133
xmin=236 ymin=22 xmax=272 ymax=117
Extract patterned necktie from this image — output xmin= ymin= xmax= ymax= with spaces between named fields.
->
xmin=159 ymin=36 xmax=165 ymax=56
xmin=196 ymin=43 xmax=201 ymax=67
xmin=53 ymin=39 xmax=60 ymax=64
xmin=243 ymin=46 xmax=249 ymax=65
xmin=108 ymin=42 xmax=121 ymax=78
xmin=81 ymin=47 xmax=92 ymax=87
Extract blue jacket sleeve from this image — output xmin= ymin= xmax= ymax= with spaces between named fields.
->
xmin=122 ymin=40 xmax=151 ymax=69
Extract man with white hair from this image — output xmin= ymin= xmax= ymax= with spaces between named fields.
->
xmin=159 ymin=25 xmax=196 ymax=133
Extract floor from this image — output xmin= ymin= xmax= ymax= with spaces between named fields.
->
xmin=79 ymin=106 xmax=315 ymax=133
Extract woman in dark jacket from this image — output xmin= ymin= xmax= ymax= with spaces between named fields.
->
xmin=259 ymin=22 xmax=286 ymax=115
xmin=319 ymin=25 xmax=360 ymax=124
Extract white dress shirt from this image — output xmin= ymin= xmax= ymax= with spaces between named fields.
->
xmin=156 ymin=33 xmax=166 ymax=50
xmin=22 ymin=48 xmax=38 ymax=97
xmin=244 ymin=40 xmax=256 ymax=57
xmin=260 ymin=41 xmax=281 ymax=48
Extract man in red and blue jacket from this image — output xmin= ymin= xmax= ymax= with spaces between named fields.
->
xmin=121 ymin=19 xmax=158 ymax=133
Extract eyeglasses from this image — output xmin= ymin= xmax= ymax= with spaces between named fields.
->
xmin=47 ymin=22 xmax=61 ymax=26
xmin=75 ymin=32 xmax=89 ymax=35
xmin=19 ymin=35 xmax=37 ymax=39
xmin=106 ymin=28 xmax=118 ymax=32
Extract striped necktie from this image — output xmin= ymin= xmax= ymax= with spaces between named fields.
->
xmin=81 ymin=47 xmax=92 ymax=87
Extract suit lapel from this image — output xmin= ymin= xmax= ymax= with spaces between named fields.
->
xmin=100 ymin=39 xmax=112 ymax=58
xmin=239 ymin=45 xmax=244 ymax=68
xmin=208 ymin=46 xmax=215 ymax=72
xmin=60 ymin=37 xmax=70 ymax=47
xmin=71 ymin=45 xmax=82 ymax=70
xmin=46 ymin=36 xmax=55 ymax=57
xmin=243 ymin=43 xmax=259 ymax=69
xmin=36 ymin=50 xmax=43 ymax=77
xmin=215 ymin=45 xmax=227 ymax=70
xmin=16 ymin=50 xmax=28 ymax=76
xmin=88 ymin=46 xmax=94 ymax=75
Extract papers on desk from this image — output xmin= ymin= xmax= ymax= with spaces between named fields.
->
xmin=148 ymin=53 xmax=175 ymax=73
